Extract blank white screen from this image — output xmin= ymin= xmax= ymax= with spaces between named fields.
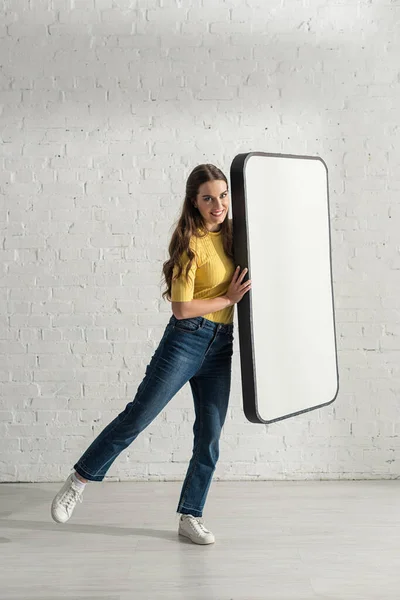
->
xmin=245 ymin=155 xmax=338 ymax=421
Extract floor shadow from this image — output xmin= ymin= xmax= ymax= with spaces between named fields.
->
xmin=0 ymin=485 xmax=56 ymax=518
xmin=0 ymin=518 xmax=185 ymax=543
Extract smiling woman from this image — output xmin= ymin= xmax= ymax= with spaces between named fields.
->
xmin=50 ymin=163 xmax=251 ymax=547
xmin=162 ymin=165 xmax=242 ymax=325
xmin=194 ymin=180 xmax=230 ymax=232
xmin=160 ymin=164 xmax=239 ymax=313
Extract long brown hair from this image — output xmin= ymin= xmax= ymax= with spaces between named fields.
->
xmin=161 ymin=164 xmax=233 ymax=302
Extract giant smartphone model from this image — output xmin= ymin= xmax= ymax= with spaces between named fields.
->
xmin=230 ymin=152 xmax=339 ymax=424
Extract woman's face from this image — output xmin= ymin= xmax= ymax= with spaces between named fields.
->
xmin=194 ymin=179 xmax=230 ymax=232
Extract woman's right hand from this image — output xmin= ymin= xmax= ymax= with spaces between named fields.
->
xmin=226 ymin=266 xmax=252 ymax=305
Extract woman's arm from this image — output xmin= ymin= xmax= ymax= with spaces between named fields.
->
xmin=172 ymin=296 xmax=233 ymax=320
xmin=171 ymin=266 xmax=250 ymax=319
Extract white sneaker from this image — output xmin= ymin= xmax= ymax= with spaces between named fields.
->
xmin=51 ymin=474 xmax=85 ymax=523
xmin=178 ymin=514 xmax=215 ymax=545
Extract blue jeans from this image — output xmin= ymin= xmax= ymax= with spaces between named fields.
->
xmin=74 ymin=314 xmax=234 ymax=518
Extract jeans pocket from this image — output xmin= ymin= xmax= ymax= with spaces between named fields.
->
xmin=173 ymin=316 xmax=203 ymax=333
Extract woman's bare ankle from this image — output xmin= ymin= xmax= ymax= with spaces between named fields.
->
xmin=74 ymin=472 xmax=88 ymax=483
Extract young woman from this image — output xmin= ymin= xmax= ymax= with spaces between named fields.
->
xmin=51 ymin=164 xmax=252 ymax=545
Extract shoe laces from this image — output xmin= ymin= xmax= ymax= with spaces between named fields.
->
xmin=186 ymin=515 xmax=210 ymax=534
xmin=61 ymin=486 xmax=83 ymax=510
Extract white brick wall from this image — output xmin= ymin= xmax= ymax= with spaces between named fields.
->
xmin=1 ymin=1 xmax=399 ymax=482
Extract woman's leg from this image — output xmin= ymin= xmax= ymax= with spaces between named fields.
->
xmin=74 ymin=321 xmax=205 ymax=481
xmin=177 ymin=328 xmax=233 ymax=518
xmin=51 ymin=316 xmax=216 ymax=524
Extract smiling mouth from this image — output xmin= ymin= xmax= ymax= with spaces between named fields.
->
xmin=211 ymin=211 xmax=224 ymax=216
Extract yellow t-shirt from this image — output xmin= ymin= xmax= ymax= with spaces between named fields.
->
xmin=170 ymin=228 xmax=235 ymax=324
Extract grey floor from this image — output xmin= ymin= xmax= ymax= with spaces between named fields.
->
xmin=0 ymin=480 xmax=399 ymax=600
